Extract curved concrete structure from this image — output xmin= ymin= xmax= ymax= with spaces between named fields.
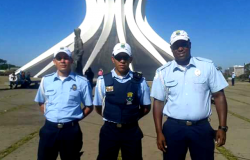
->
xmin=17 ymin=0 xmax=173 ymax=80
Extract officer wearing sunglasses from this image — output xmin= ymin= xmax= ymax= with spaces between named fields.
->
xmin=93 ymin=43 xmax=151 ymax=160
xmin=34 ymin=47 xmax=93 ymax=160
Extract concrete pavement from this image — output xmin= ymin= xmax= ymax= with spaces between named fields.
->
xmin=0 ymin=77 xmax=249 ymax=160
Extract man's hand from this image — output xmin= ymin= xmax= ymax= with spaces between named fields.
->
xmin=95 ymin=105 xmax=103 ymax=116
xmin=157 ymin=132 xmax=167 ymax=152
xmin=215 ymin=129 xmax=226 ymax=147
xmin=82 ymin=106 xmax=93 ymax=119
xmin=38 ymin=103 xmax=45 ymax=114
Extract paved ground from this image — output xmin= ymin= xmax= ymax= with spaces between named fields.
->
xmin=0 ymin=76 xmax=249 ymax=160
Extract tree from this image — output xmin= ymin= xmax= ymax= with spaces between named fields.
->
xmin=0 ymin=59 xmax=7 ymax=65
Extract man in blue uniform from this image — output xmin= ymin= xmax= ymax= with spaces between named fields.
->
xmin=231 ymin=72 xmax=235 ymax=86
xmin=151 ymin=30 xmax=228 ymax=160
xmin=93 ymin=43 xmax=151 ymax=160
xmin=34 ymin=47 xmax=93 ymax=160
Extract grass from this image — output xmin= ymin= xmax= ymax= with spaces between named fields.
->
xmin=0 ymin=130 xmax=39 ymax=160
xmin=216 ymin=146 xmax=238 ymax=160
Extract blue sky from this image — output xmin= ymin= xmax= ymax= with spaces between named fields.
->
xmin=0 ymin=0 xmax=249 ymax=71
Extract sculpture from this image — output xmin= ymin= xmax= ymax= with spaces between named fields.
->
xmin=16 ymin=0 xmax=174 ymax=80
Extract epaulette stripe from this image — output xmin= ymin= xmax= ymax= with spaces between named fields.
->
xmin=44 ymin=72 xmax=55 ymax=77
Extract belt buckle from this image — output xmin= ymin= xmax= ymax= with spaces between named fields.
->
xmin=116 ymin=123 xmax=122 ymax=128
xmin=186 ymin=121 xmax=192 ymax=126
xmin=57 ymin=123 xmax=63 ymax=128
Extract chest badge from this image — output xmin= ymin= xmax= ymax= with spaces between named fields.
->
xmin=72 ymin=84 xmax=77 ymax=91
xmin=194 ymin=69 xmax=201 ymax=76
xmin=126 ymin=92 xmax=133 ymax=105
xmin=106 ymin=86 xmax=114 ymax=92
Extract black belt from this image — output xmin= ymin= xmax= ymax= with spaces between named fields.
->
xmin=104 ymin=121 xmax=138 ymax=128
xmin=167 ymin=117 xmax=208 ymax=126
xmin=45 ymin=120 xmax=79 ymax=129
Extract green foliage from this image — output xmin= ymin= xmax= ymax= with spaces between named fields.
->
xmin=0 ymin=59 xmax=7 ymax=64
xmin=0 ymin=58 xmax=17 ymax=70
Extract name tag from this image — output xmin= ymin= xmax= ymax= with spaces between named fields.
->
xmin=106 ymin=86 xmax=114 ymax=92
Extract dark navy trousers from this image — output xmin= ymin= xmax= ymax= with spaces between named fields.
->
xmin=163 ymin=118 xmax=215 ymax=160
xmin=97 ymin=121 xmax=143 ymax=160
xmin=38 ymin=120 xmax=83 ymax=160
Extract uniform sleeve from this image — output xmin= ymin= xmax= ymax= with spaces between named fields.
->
xmin=139 ymin=78 xmax=151 ymax=105
xmin=93 ymin=77 xmax=105 ymax=106
xmin=34 ymin=86 xmax=45 ymax=103
xmin=209 ymin=64 xmax=229 ymax=93
xmin=150 ymin=70 xmax=166 ymax=101
xmin=81 ymin=81 xmax=93 ymax=107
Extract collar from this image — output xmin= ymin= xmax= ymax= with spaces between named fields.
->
xmin=53 ymin=72 xmax=76 ymax=81
xmin=111 ymin=68 xmax=133 ymax=80
xmin=173 ymin=57 xmax=196 ymax=72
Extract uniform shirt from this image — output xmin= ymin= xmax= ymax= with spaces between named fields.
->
xmin=151 ymin=57 xmax=228 ymax=121
xmin=93 ymin=69 xmax=151 ymax=122
xmin=232 ymin=73 xmax=235 ymax=79
xmin=34 ymin=72 xmax=93 ymax=123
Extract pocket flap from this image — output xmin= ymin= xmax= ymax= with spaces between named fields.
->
xmin=165 ymin=80 xmax=178 ymax=87
xmin=45 ymin=90 xmax=56 ymax=96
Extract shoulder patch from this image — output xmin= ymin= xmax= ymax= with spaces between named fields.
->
xmin=195 ymin=57 xmax=213 ymax=63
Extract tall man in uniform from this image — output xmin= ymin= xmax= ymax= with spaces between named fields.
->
xmin=34 ymin=47 xmax=93 ymax=160
xmin=151 ymin=30 xmax=228 ymax=160
xmin=93 ymin=43 xmax=151 ymax=160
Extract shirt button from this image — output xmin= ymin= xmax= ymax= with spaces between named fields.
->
xmin=186 ymin=93 xmax=188 ymax=95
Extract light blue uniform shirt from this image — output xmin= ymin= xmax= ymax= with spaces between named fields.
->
xmin=232 ymin=73 xmax=235 ymax=78
xmin=93 ymin=69 xmax=151 ymax=112
xmin=34 ymin=72 xmax=93 ymax=123
xmin=151 ymin=57 xmax=228 ymax=121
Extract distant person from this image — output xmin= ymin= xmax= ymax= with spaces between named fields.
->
xmin=9 ymin=71 xmax=17 ymax=89
xmin=34 ymin=47 xmax=93 ymax=160
xmin=25 ymin=72 xmax=32 ymax=87
xmin=85 ymin=67 xmax=94 ymax=87
xmin=151 ymin=30 xmax=228 ymax=160
xmin=232 ymin=72 xmax=235 ymax=86
xmin=98 ymin=68 xmax=103 ymax=77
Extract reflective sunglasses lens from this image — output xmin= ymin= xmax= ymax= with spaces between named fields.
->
xmin=115 ymin=55 xmax=130 ymax=61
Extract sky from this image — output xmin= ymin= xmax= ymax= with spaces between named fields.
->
xmin=0 ymin=0 xmax=250 ymax=71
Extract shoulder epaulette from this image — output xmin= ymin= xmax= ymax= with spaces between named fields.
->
xmin=76 ymin=75 xmax=88 ymax=81
xmin=195 ymin=57 xmax=213 ymax=63
xmin=44 ymin=72 xmax=55 ymax=77
xmin=158 ymin=61 xmax=172 ymax=71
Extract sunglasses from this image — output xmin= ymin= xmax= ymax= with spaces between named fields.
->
xmin=55 ymin=56 xmax=70 ymax=61
xmin=171 ymin=41 xmax=190 ymax=50
xmin=114 ymin=54 xmax=130 ymax=61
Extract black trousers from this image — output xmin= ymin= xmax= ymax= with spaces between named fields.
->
xmin=163 ymin=118 xmax=215 ymax=160
xmin=38 ymin=120 xmax=83 ymax=160
xmin=97 ymin=121 xmax=143 ymax=160
xmin=232 ymin=78 xmax=235 ymax=86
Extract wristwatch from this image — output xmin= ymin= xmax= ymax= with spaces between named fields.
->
xmin=218 ymin=126 xmax=228 ymax=132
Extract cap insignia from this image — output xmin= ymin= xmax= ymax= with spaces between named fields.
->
xmin=121 ymin=43 xmax=125 ymax=48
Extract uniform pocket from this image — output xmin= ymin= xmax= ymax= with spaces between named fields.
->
xmin=193 ymin=77 xmax=208 ymax=92
xmin=68 ymin=90 xmax=80 ymax=104
xmin=165 ymin=80 xmax=178 ymax=96
xmin=44 ymin=90 xmax=56 ymax=102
